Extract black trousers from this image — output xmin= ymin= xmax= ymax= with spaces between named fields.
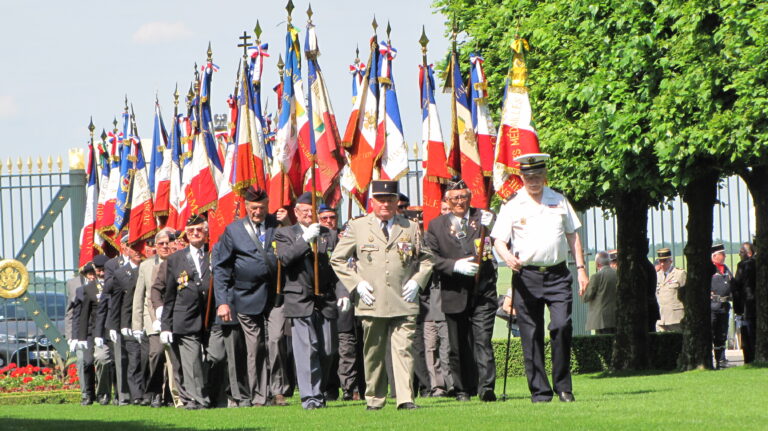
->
xmin=124 ymin=338 xmax=147 ymax=401
xmin=741 ymin=315 xmax=757 ymax=364
xmin=445 ymin=295 xmax=497 ymax=397
xmin=514 ymin=265 xmax=573 ymax=401
xmin=711 ymin=310 xmax=729 ymax=364
xmin=144 ymin=334 xmax=166 ymax=399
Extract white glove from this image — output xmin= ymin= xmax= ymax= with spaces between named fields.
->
xmin=302 ymin=223 xmax=321 ymax=242
xmin=109 ymin=329 xmax=118 ymax=343
xmin=155 ymin=306 xmax=164 ymax=321
xmin=160 ymin=331 xmax=174 ymax=345
xmin=454 ymin=257 xmax=479 ymax=276
xmin=480 ymin=210 xmax=494 ymax=227
xmin=76 ymin=340 xmax=89 ymax=350
xmin=402 ymin=280 xmax=420 ymax=303
xmin=132 ymin=330 xmax=144 ymax=343
xmin=152 ymin=319 xmax=162 ymax=333
xmin=356 ymin=281 xmax=375 ymax=306
xmin=94 ymin=337 xmax=104 ymax=348
xmin=121 ymin=328 xmax=131 ymax=337
xmin=337 ymin=297 xmax=351 ymax=313
xmin=68 ymin=339 xmax=78 ymax=353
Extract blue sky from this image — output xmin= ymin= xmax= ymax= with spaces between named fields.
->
xmin=0 ymin=0 xmax=454 ymax=163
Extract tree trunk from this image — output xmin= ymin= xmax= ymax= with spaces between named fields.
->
xmin=680 ymin=170 xmax=719 ymax=370
xmin=739 ymin=165 xmax=768 ymax=362
xmin=611 ymin=190 xmax=651 ymax=370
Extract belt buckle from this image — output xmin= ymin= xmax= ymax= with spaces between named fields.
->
xmin=537 ymin=266 xmax=547 ymax=272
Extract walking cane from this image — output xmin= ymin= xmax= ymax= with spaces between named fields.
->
xmin=501 ymin=252 xmax=519 ymax=401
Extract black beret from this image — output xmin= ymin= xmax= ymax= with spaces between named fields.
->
xmin=446 ymin=177 xmax=467 ymax=191
xmin=186 ymin=213 xmax=207 ymax=226
xmin=80 ymin=262 xmax=95 ymax=275
xmin=93 ymin=254 xmax=109 ymax=268
xmin=398 ymin=193 xmax=410 ymax=203
xmin=296 ymin=191 xmax=314 ymax=205
xmin=244 ymin=185 xmax=268 ymax=202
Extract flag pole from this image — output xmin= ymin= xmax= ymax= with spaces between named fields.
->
xmin=305 ymin=2 xmax=321 ymax=296
xmin=275 ymin=50 xmax=286 ymax=297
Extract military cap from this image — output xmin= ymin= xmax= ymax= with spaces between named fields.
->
xmin=296 ymin=191 xmax=314 ymax=205
xmin=244 ymin=185 xmax=268 ymax=202
xmin=446 ymin=177 xmax=467 ymax=191
xmin=656 ymin=248 xmax=672 ymax=259
xmin=145 ymin=238 xmax=155 ymax=247
xmin=120 ymin=232 xmax=130 ymax=244
xmin=398 ymin=193 xmax=410 ymax=203
xmin=514 ymin=153 xmax=550 ymax=172
xmin=186 ymin=213 xmax=207 ymax=226
xmin=371 ymin=180 xmax=398 ymax=197
xmin=92 ymin=254 xmax=109 ymax=268
xmin=80 ymin=262 xmax=96 ymax=275
xmin=318 ymin=204 xmax=335 ymax=214
xmin=608 ymin=249 xmax=618 ymax=261
xmin=711 ymin=243 xmax=725 ymax=254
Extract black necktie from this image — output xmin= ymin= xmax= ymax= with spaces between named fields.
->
xmin=460 ymin=218 xmax=468 ymax=234
xmin=197 ymin=248 xmax=204 ymax=271
xmin=381 ymin=220 xmax=389 ymax=241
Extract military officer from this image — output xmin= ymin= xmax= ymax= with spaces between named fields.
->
xmin=655 ymin=248 xmax=686 ymax=332
xmin=492 ymin=153 xmax=588 ymax=403
xmin=331 ymin=180 xmax=434 ymax=411
xmin=710 ymin=243 xmax=733 ymax=369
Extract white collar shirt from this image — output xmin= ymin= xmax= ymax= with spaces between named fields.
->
xmin=490 ymin=186 xmax=581 ymax=267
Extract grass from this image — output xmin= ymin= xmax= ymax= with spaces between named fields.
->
xmin=1 ymin=366 xmax=766 ymax=430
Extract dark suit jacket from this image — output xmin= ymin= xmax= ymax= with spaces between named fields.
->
xmin=114 ymin=262 xmax=139 ymax=331
xmin=583 ymin=266 xmax=618 ymax=331
xmin=733 ymin=257 xmax=756 ymax=319
xmin=274 ymin=224 xmax=340 ymax=319
xmin=161 ymin=246 xmax=211 ymax=335
xmin=95 ymin=255 xmax=126 ymax=337
xmin=425 ymin=209 xmax=498 ymax=315
xmin=213 ymin=216 xmax=279 ymax=316
xmin=643 ymin=258 xmax=660 ymax=324
xmin=78 ymin=279 xmax=106 ymax=340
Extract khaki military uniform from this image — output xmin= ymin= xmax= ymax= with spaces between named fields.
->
xmin=656 ymin=267 xmax=686 ymax=331
xmin=331 ymin=213 xmax=433 ymax=408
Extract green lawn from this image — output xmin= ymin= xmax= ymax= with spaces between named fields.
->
xmin=1 ymin=366 xmax=766 ymax=430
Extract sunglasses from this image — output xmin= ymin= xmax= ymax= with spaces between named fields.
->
xmin=186 ymin=226 xmax=206 ymax=233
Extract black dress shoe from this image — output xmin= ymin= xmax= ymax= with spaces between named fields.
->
xmin=118 ymin=400 xmax=130 ymax=406
xmin=150 ymin=394 xmax=163 ymax=408
xmin=98 ymin=395 xmax=111 ymax=406
xmin=558 ymin=392 xmax=575 ymax=402
xmin=81 ymin=395 xmax=94 ymax=406
xmin=531 ymin=397 xmax=552 ymax=403
xmin=397 ymin=402 xmax=419 ymax=410
xmin=184 ymin=403 xmax=202 ymax=410
xmin=455 ymin=393 xmax=471 ymax=402
xmin=480 ymin=390 xmax=497 ymax=402
xmin=366 ymin=406 xmax=382 ymax=411
xmin=342 ymin=391 xmax=353 ymax=401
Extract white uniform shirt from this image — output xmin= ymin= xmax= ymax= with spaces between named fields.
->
xmin=490 ymin=186 xmax=581 ymax=267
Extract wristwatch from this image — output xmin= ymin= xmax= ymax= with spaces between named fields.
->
xmin=576 ymin=265 xmax=586 ymax=270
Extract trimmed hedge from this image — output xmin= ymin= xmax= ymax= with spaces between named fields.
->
xmin=0 ymin=390 xmax=79 ymax=405
xmin=492 ymin=332 xmax=683 ymax=377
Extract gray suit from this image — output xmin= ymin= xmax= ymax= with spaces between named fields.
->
xmin=583 ymin=266 xmax=618 ymax=332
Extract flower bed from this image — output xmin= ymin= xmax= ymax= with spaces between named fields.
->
xmin=0 ymin=362 xmax=80 ymax=393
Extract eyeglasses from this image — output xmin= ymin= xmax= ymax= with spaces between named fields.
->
xmin=448 ymin=195 xmax=470 ymax=203
xmin=295 ymin=207 xmax=314 ymax=214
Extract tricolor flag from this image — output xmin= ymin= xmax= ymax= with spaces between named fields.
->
xmin=208 ymin=138 xmax=239 ymax=245
xmin=469 ymin=54 xmax=496 ymax=177
xmin=445 ymin=48 xmax=487 ymax=208
xmin=419 ymin=63 xmax=450 ymax=229
xmin=340 ymin=57 xmax=368 ymax=209
xmin=166 ymin=110 xmax=185 ymax=231
xmin=96 ymin=127 xmax=120 ymax=249
xmin=127 ymin=120 xmax=158 ymax=245
xmin=376 ymin=40 xmax=408 ymax=182
xmin=247 ymin=43 xmax=269 ymax=189
xmin=268 ymin=25 xmax=306 ymax=213
xmin=150 ymin=101 xmax=171 ymax=216
xmin=79 ymin=138 xmax=100 ymax=267
xmin=305 ymin=21 xmax=343 ymax=208
xmin=342 ymin=35 xmax=380 ymax=203
xmin=233 ymin=56 xmax=267 ymax=193
xmin=114 ymin=109 xmax=133 ymax=233
xmin=493 ymin=39 xmax=540 ymax=201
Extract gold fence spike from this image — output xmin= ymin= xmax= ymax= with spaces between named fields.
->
xmin=0 ymin=160 xmax=2 ymax=175
xmin=37 ymin=157 xmax=43 ymax=173
xmin=56 ymin=155 xmax=63 ymax=172
xmin=16 ymin=157 xmax=22 ymax=172
xmin=47 ymin=156 xmax=53 ymax=172
xmin=26 ymin=156 xmax=32 ymax=173
xmin=6 ymin=158 xmax=11 ymax=173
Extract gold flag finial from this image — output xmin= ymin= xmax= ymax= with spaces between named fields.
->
xmin=419 ymin=26 xmax=429 ymax=58
xmin=372 ymin=16 xmax=378 ymax=32
xmin=207 ymin=41 xmax=212 ymax=62
xmin=355 ymin=44 xmax=360 ymax=62
xmin=286 ymin=0 xmax=294 ymax=23
xmin=173 ymin=84 xmax=180 ymax=107
xmin=112 ymin=117 xmax=118 ymax=133
xmin=238 ymin=30 xmax=252 ymax=57
xmin=277 ymin=53 xmax=285 ymax=77
xmin=254 ymin=20 xmax=262 ymax=43
xmin=386 ymin=21 xmax=392 ymax=41
xmin=307 ymin=3 xmax=313 ymax=23
xmin=100 ymin=129 xmax=107 ymax=143
xmin=56 ymin=155 xmax=63 ymax=172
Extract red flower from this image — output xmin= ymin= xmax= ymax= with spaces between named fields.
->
xmin=7 ymin=363 xmax=17 ymax=369
xmin=42 ymin=367 xmax=52 ymax=374
xmin=68 ymin=363 xmax=76 ymax=369
xmin=22 ymin=376 xmax=33 ymax=383
xmin=32 ymin=366 xmax=40 ymax=373
xmin=44 ymin=375 xmax=54 ymax=381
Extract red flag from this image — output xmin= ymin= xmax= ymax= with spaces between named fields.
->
xmin=79 ymin=139 xmax=101 ymax=267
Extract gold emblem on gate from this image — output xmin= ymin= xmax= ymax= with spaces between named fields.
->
xmin=0 ymin=259 xmax=29 ymax=299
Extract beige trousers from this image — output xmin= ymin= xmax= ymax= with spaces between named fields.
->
xmin=360 ymin=315 xmax=416 ymax=408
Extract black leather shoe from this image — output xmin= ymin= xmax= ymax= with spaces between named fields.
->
xmin=397 ymin=402 xmax=419 ymax=410
xmin=81 ymin=395 xmax=94 ymax=406
xmin=480 ymin=390 xmax=497 ymax=402
xmin=342 ymin=391 xmax=354 ymax=401
xmin=455 ymin=393 xmax=471 ymax=402
xmin=150 ymin=394 xmax=163 ymax=408
xmin=366 ymin=406 xmax=382 ymax=411
xmin=558 ymin=392 xmax=575 ymax=402
xmin=98 ymin=395 xmax=111 ymax=406
xmin=118 ymin=400 xmax=130 ymax=406
xmin=184 ymin=403 xmax=202 ymax=410
xmin=531 ymin=397 xmax=552 ymax=403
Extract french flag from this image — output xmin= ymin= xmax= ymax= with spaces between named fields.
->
xmin=376 ymin=40 xmax=408 ymax=183
xmin=469 ymin=54 xmax=496 ymax=178
xmin=150 ymin=101 xmax=171 ymax=217
xmin=79 ymin=138 xmax=101 ymax=267
xmin=419 ymin=63 xmax=449 ymax=229
xmin=128 ymin=132 xmax=158 ymax=244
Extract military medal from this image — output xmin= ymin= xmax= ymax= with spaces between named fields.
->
xmin=177 ymin=270 xmax=189 ymax=290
